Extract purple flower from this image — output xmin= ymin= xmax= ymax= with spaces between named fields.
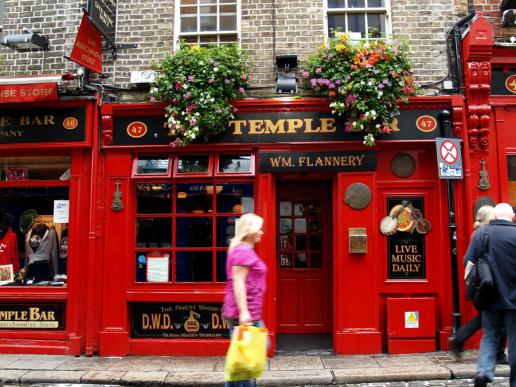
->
xmin=329 ymin=83 xmax=336 ymax=89
xmin=239 ymin=87 xmax=245 ymax=94
xmin=316 ymin=67 xmax=323 ymax=74
xmin=378 ymin=83 xmax=384 ymax=89
xmin=335 ymin=79 xmax=341 ymax=85
xmin=188 ymin=75 xmax=194 ymax=81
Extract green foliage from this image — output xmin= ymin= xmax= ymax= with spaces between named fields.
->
xmin=151 ymin=44 xmax=251 ymax=146
xmin=302 ymin=33 xmax=417 ymax=146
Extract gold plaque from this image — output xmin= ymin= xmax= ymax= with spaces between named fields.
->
xmin=349 ymin=228 xmax=367 ymax=253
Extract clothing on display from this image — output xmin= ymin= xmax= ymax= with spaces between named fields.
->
xmin=25 ymin=223 xmax=58 ymax=282
xmin=0 ymin=226 xmax=20 ymax=273
xmin=58 ymin=227 xmax=68 ymax=275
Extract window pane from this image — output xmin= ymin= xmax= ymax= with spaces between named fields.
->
xmin=135 ymin=156 xmax=169 ymax=175
xmin=220 ymin=4 xmax=236 ymax=13
xmin=181 ymin=16 xmax=198 ymax=33
xmin=310 ymin=252 xmax=322 ymax=268
xmin=348 ymin=13 xmax=366 ymax=36
xmin=220 ymin=15 xmax=237 ymax=31
xmin=177 ymin=155 xmax=209 ymax=173
xmin=216 ymin=216 xmax=237 ymax=247
xmin=182 ymin=36 xmax=199 ymax=44
xmin=199 ymin=35 xmax=218 ymax=44
xmin=367 ymin=0 xmax=384 ymax=6
xmin=200 ymin=15 xmax=217 ymax=31
xmin=220 ymin=35 xmax=237 ymax=43
xmin=367 ymin=13 xmax=385 ymax=37
xmin=0 ymin=156 xmax=71 ymax=180
xmin=219 ymin=154 xmax=251 ymax=173
xmin=216 ymin=182 xmax=254 ymax=213
xmin=349 ymin=0 xmax=365 ymax=7
xmin=136 ymin=218 xmax=172 ymax=248
xmin=176 ymin=251 xmax=213 ymax=282
xmin=176 ymin=184 xmax=213 ymax=213
xmin=328 ymin=14 xmax=346 ymax=35
xmin=176 ymin=217 xmax=213 ymax=247
xmin=216 ymin=251 xmax=227 ymax=281
xmin=295 ymin=252 xmax=307 ymax=268
xmin=136 ymin=184 xmax=172 ymax=214
xmin=181 ymin=0 xmax=196 ymax=5
xmin=181 ymin=5 xmax=197 ymax=15
xmin=200 ymin=5 xmax=217 ymax=14
xmin=136 ymin=251 xmax=171 ymax=283
xmin=328 ymin=0 xmax=346 ymax=8
xmin=200 ymin=0 xmax=216 ymax=3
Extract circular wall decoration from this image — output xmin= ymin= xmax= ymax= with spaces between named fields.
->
xmin=391 ymin=153 xmax=416 ymax=178
xmin=344 ymin=183 xmax=372 ymax=210
xmin=474 ymin=196 xmax=496 ymax=218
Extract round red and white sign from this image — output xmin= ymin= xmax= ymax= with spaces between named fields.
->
xmin=440 ymin=140 xmax=458 ymax=164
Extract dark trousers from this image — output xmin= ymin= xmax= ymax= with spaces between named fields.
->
xmin=26 ymin=261 xmax=50 ymax=283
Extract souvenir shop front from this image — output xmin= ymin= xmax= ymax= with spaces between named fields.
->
xmin=98 ymin=95 xmax=470 ymax=356
xmin=0 ymin=87 xmax=98 ymax=354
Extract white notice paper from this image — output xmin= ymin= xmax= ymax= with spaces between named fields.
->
xmin=53 ymin=200 xmax=70 ymax=223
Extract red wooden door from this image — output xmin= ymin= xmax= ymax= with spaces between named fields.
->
xmin=276 ymin=182 xmax=332 ymax=333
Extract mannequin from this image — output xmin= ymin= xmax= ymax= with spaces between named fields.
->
xmin=25 ymin=223 xmax=58 ymax=282
xmin=0 ymin=219 xmax=19 ymax=273
xmin=57 ymin=227 xmax=68 ymax=275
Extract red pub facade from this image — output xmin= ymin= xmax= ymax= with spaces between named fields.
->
xmin=0 ymin=13 xmax=514 ymax=357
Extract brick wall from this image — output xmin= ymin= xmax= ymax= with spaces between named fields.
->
xmin=2 ymin=0 xmax=511 ymax=98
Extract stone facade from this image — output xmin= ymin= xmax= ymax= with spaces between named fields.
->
xmin=0 ymin=0 xmax=511 ymax=98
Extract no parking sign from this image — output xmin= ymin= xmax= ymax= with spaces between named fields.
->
xmin=435 ymin=137 xmax=463 ymax=179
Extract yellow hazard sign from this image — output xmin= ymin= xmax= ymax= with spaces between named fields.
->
xmin=404 ymin=311 xmax=419 ymax=328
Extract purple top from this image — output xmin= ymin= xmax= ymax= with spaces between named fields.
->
xmin=222 ymin=244 xmax=267 ymax=321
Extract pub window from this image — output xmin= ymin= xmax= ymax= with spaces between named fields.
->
xmin=176 ymin=155 xmax=211 ymax=175
xmin=0 ymin=155 xmax=71 ymax=287
xmin=386 ymin=197 xmax=427 ymax=280
xmin=175 ymin=0 xmax=239 ymax=47
xmin=508 ymin=155 xmax=516 ymax=209
xmin=132 ymin=155 xmax=171 ymax=178
xmin=217 ymin=154 xmax=253 ymax=174
xmin=135 ymin=180 xmax=254 ymax=283
xmin=326 ymin=0 xmax=390 ymax=39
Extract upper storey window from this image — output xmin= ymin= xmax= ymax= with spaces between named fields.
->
xmin=176 ymin=0 xmax=239 ymax=47
xmin=326 ymin=0 xmax=390 ymax=39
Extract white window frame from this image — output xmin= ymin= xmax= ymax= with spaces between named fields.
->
xmin=174 ymin=0 xmax=241 ymax=50
xmin=323 ymin=0 xmax=392 ymax=42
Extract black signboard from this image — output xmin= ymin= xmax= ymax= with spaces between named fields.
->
xmin=259 ymin=151 xmax=376 ymax=173
xmin=387 ymin=197 xmax=426 ymax=279
xmin=109 ymin=109 xmax=443 ymax=146
xmin=0 ymin=303 xmax=65 ymax=330
xmin=0 ymin=107 xmax=86 ymax=144
xmin=130 ymin=302 xmax=229 ymax=339
xmin=88 ymin=0 xmax=116 ymax=46
xmin=491 ymin=68 xmax=516 ymax=95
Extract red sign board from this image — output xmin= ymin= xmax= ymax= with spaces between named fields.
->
xmin=0 ymin=83 xmax=58 ymax=103
xmin=69 ymin=12 xmax=102 ymax=73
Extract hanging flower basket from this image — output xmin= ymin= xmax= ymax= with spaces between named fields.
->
xmin=302 ymin=33 xmax=417 ymax=146
xmin=151 ymin=44 xmax=251 ymax=147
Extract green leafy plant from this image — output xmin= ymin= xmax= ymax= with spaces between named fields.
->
xmin=151 ymin=44 xmax=251 ymax=146
xmin=302 ymin=33 xmax=417 ymax=146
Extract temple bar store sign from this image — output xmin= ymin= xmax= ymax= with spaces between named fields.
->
xmin=387 ymin=197 xmax=426 ymax=279
xmin=0 ymin=303 xmax=65 ymax=329
xmin=130 ymin=303 xmax=229 ymax=339
xmin=259 ymin=151 xmax=376 ymax=173
xmin=88 ymin=0 xmax=116 ymax=47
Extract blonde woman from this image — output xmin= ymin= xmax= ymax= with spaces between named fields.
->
xmin=222 ymin=213 xmax=267 ymax=387
xmin=450 ymin=205 xmax=507 ymax=364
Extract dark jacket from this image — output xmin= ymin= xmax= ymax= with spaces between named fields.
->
xmin=464 ymin=220 xmax=516 ymax=310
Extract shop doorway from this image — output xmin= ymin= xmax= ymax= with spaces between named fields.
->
xmin=276 ymin=181 xmax=333 ymax=352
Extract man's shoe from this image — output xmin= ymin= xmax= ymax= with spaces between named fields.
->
xmin=497 ymin=352 xmax=509 ymax=365
xmin=474 ymin=374 xmax=489 ymax=387
xmin=448 ymin=336 xmax=463 ymax=359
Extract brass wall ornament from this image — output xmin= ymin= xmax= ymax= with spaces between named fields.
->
xmin=478 ymin=159 xmax=490 ymax=190
xmin=111 ymin=180 xmax=124 ymax=211
xmin=344 ymin=183 xmax=372 ymax=210
xmin=390 ymin=152 xmax=416 ymax=178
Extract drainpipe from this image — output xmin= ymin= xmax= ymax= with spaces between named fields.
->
xmin=447 ymin=8 xmax=476 ymax=92
xmin=439 ymin=110 xmax=461 ymax=336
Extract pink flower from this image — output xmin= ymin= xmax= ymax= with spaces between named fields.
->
xmin=239 ymin=87 xmax=245 ymax=94
xmin=316 ymin=67 xmax=322 ymax=74
xmin=208 ymin=78 xmax=214 ymax=84
xmin=188 ymin=75 xmax=194 ymax=81
xmin=186 ymin=103 xmax=197 ymax=112
xmin=224 ymin=79 xmax=231 ymax=84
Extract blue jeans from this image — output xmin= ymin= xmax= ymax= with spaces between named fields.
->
xmin=477 ymin=308 xmax=516 ymax=385
xmin=224 ymin=319 xmax=266 ymax=387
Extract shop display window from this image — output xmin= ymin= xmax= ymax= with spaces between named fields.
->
xmin=176 ymin=155 xmax=210 ymax=175
xmin=135 ymin=177 xmax=254 ymax=283
xmin=133 ymin=155 xmax=171 ymax=177
xmin=508 ymin=156 xmax=516 ymax=209
xmin=0 ymin=187 xmax=69 ymax=286
xmin=217 ymin=154 xmax=252 ymax=174
xmin=0 ymin=156 xmax=70 ymax=180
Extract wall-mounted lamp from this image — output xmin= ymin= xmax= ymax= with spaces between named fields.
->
xmin=501 ymin=0 xmax=516 ymax=27
xmin=275 ymin=55 xmax=298 ymax=94
xmin=0 ymin=29 xmax=49 ymax=51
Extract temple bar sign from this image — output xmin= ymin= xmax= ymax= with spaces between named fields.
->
xmin=259 ymin=151 xmax=376 ymax=173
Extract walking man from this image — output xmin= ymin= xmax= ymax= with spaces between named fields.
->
xmin=464 ymin=203 xmax=516 ymax=387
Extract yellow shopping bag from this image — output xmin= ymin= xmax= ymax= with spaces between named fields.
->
xmin=224 ymin=325 xmax=268 ymax=382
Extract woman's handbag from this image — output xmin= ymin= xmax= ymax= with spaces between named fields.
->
xmin=225 ymin=325 xmax=268 ymax=382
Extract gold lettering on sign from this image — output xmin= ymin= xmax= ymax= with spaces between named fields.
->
xmin=19 ymin=115 xmax=55 ymax=126
xmin=391 ymin=243 xmax=422 ymax=273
